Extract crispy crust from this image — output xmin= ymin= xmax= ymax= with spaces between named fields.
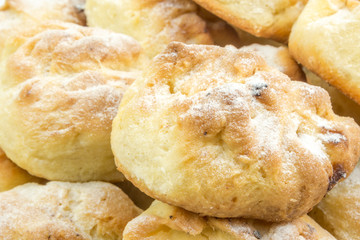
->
xmin=123 ymin=201 xmax=336 ymax=240
xmin=192 ymin=0 xmax=308 ymax=42
xmin=112 ymin=42 xmax=360 ymax=221
xmin=0 ymin=182 xmax=142 ymax=239
xmin=0 ymin=23 xmax=142 ymax=181
xmin=289 ymin=0 xmax=360 ymax=105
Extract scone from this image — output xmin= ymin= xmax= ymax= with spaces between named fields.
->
xmin=0 ymin=181 xmax=141 ymax=239
xmin=192 ymin=0 xmax=308 ymax=42
xmin=124 ymin=200 xmax=336 ymax=240
xmin=0 ymin=148 xmax=43 ymax=192
xmin=309 ymin=163 xmax=360 ymax=240
xmin=241 ymin=44 xmax=305 ymax=82
xmin=289 ymin=0 xmax=360 ymax=104
xmin=111 ymin=42 xmax=360 ymax=221
xmin=304 ymin=68 xmax=360 ymax=124
xmin=0 ymin=23 xmax=141 ymax=181
xmin=85 ymin=0 xmax=213 ymax=62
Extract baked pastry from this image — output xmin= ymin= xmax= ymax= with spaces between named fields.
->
xmin=85 ymin=0 xmax=213 ymax=62
xmin=0 ymin=181 xmax=141 ymax=239
xmin=0 ymin=0 xmax=85 ymax=60
xmin=309 ymin=163 xmax=360 ymax=240
xmin=124 ymin=200 xmax=336 ymax=240
xmin=192 ymin=0 xmax=308 ymax=42
xmin=289 ymin=0 xmax=360 ymax=104
xmin=304 ymin=68 xmax=360 ymax=124
xmin=0 ymin=23 xmax=141 ymax=181
xmin=0 ymin=148 xmax=43 ymax=192
xmin=111 ymin=42 xmax=360 ymax=221
xmin=241 ymin=44 xmax=305 ymax=81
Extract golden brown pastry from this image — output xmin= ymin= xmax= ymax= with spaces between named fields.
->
xmin=192 ymin=0 xmax=308 ymax=42
xmin=0 ymin=181 xmax=141 ymax=239
xmin=310 ymin=163 xmax=360 ymax=240
xmin=0 ymin=148 xmax=43 ymax=192
xmin=305 ymin=68 xmax=360 ymax=124
xmin=85 ymin=0 xmax=213 ymax=63
xmin=289 ymin=0 xmax=360 ymax=104
xmin=111 ymin=42 xmax=360 ymax=221
xmin=0 ymin=23 xmax=141 ymax=181
xmin=124 ymin=200 xmax=336 ymax=240
xmin=241 ymin=44 xmax=305 ymax=81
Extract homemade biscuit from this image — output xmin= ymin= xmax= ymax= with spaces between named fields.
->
xmin=85 ymin=0 xmax=213 ymax=63
xmin=111 ymin=42 xmax=360 ymax=221
xmin=192 ymin=0 xmax=308 ymax=42
xmin=124 ymin=201 xmax=336 ymax=240
xmin=305 ymin=68 xmax=360 ymax=124
xmin=0 ymin=148 xmax=43 ymax=192
xmin=0 ymin=23 xmax=141 ymax=181
xmin=0 ymin=181 xmax=141 ymax=239
xmin=310 ymin=163 xmax=360 ymax=240
xmin=289 ymin=0 xmax=360 ymax=104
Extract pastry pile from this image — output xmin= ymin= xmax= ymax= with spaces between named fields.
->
xmin=0 ymin=0 xmax=359 ymax=239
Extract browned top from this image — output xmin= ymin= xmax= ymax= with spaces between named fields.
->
xmin=112 ymin=42 xmax=360 ymax=221
xmin=0 ymin=23 xmax=142 ymax=181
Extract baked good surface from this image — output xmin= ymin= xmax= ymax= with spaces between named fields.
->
xmin=0 ymin=23 xmax=141 ymax=181
xmin=111 ymin=42 xmax=360 ymax=221
xmin=310 ymin=163 xmax=360 ymax=240
xmin=289 ymin=0 xmax=360 ymax=104
xmin=85 ymin=0 xmax=213 ymax=63
xmin=0 ymin=0 xmax=86 ymax=60
xmin=241 ymin=44 xmax=305 ymax=82
xmin=0 ymin=181 xmax=141 ymax=239
xmin=192 ymin=0 xmax=308 ymax=42
xmin=0 ymin=148 xmax=43 ymax=192
xmin=124 ymin=200 xmax=336 ymax=240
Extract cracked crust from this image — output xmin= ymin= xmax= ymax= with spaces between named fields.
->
xmin=0 ymin=182 xmax=141 ymax=239
xmin=0 ymin=23 xmax=142 ymax=181
xmin=289 ymin=0 xmax=360 ymax=105
xmin=111 ymin=42 xmax=360 ymax=221
xmin=310 ymin=163 xmax=360 ymax=240
xmin=192 ymin=0 xmax=308 ymax=42
xmin=123 ymin=201 xmax=336 ymax=240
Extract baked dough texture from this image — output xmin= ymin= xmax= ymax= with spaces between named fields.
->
xmin=0 ymin=23 xmax=142 ymax=181
xmin=241 ymin=44 xmax=305 ymax=82
xmin=192 ymin=0 xmax=308 ymax=42
xmin=0 ymin=181 xmax=141 ymax=239
xmin=0 ymin=0 xmax=86 ymax=59
xmin=0 ymin=148 xmax=43 ymax=192
xmin=123 ymin=200 xmax=336 ymax=240
xmin=85 ymin=0 xmax=213 ymax=62
xmin=111 ymin=42 xmax=360 ymax=221
xmin=304 ymin=68 xmax=360 ymax=124
xmin=289 ymin=0 xmax=360 ymax=104
xmin=309 ymin=163 xmax=360 ymax=240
